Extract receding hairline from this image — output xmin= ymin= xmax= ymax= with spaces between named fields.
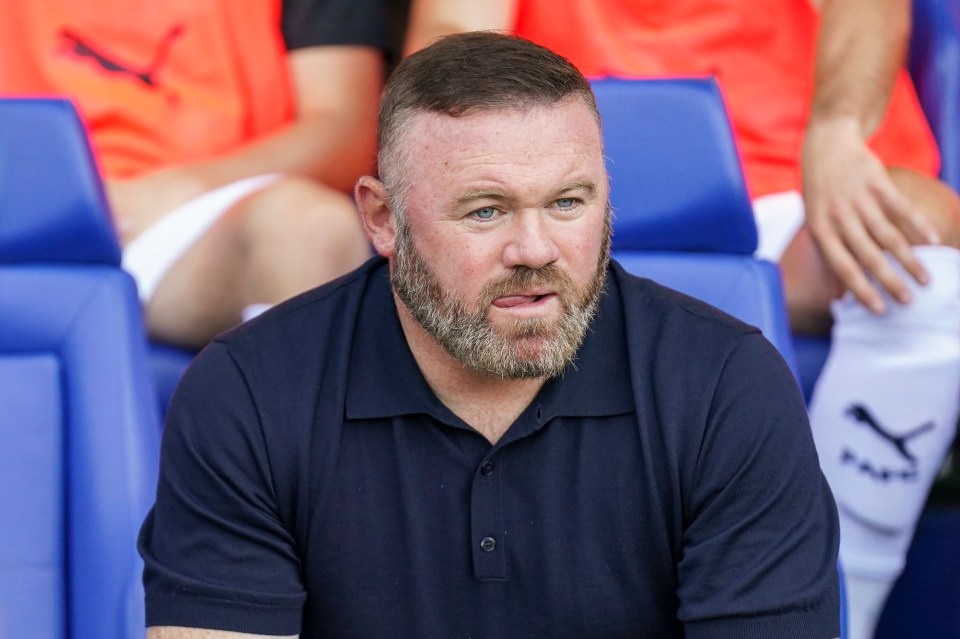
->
xmin=381 ymin=31 xmax=598 ymax=116
xmin=379 ymin=94 xmax=603 ymax=196
xmin=376 ymin=32 xmax=602 ymax=195
xmin=391 ymin=92 xmax=601 ymax=140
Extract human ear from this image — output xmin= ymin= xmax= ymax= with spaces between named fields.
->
xmin=355 ymin=175 xmax=397 ymax=258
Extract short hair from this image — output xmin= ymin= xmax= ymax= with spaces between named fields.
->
xmin=378 ymin=31 xmax=599 ymax=196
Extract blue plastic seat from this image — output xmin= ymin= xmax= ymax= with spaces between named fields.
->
xmin=886 ymin=4 xmax=960 ymax=630
xmin=594 ymin=75 xmax=846 ymax=637
xmin=909 ymin=0 xmax=960 ymax=193
xmin=592 ymin=77 xmax=798 ymax=378
xmin=149 ymin=341 xmax=197 ymax=415
xmin=0 ymin=98 xmax=161 ymax=639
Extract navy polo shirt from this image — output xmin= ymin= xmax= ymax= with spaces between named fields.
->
xmin=140 ymin=257 xmax=840 ymax=638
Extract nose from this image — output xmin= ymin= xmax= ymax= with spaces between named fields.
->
xmin=502 ymin=210 xmax=561 ymax=270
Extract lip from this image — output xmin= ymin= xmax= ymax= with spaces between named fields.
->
xmin=491 ymin=291 xmax=558 ymax=310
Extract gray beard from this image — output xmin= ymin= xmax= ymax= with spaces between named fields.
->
xmin=391 ymin=210 xmax=611 ymax=379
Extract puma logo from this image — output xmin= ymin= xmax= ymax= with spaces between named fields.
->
xmin=846 ymin=404 xmax=934 ymax=465
xmin=839 ymin=404 xmax=935 ymax=483
xmin=58 ymin=25 xmax=184 ymax=88
xmin=839 ymin=449 xmax=919 ymax=483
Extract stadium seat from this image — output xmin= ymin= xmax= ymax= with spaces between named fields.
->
xmin=876 ymin=508 xmax=960 ymax=638
xmin=592 ymin=77 xmax=799 ymax=378
xmin=594 ymin=73 xmax=848 ymax=637
xmin=0 ymin=91 xmax=193 ymax=416
xmin=149 ymin=341 xmax=197 ymax=417
xmin=0 ymin=98 xmax=161 ymax=639
xmin=883 ymin=1 xmax=960 ymax=624
xmin=910 ymin=0 xmax=960 ymax=193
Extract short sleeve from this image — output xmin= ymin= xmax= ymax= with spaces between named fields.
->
xmin=678 ymin=333 xmax=841 ymax=639
xmin=138 ymin=341 xmax=306 ymax=635
xmin=280 ymin=0 xmax=391 ymax=52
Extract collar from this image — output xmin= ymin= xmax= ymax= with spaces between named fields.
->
xmin=345 ymin=259 xmax=634 ymax=424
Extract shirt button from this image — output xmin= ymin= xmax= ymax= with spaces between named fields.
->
xmin=480 ymin=536 xmax=497 ymax=553
xmin=480 ymin=460 xmax=495 ymax=476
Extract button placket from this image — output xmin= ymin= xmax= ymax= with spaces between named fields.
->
xmin=470 ymin=453 xmax=506 ymax=580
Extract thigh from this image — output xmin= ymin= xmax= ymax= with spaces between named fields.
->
xmin=122 ymin=175 xmax=281 ymax=303
xmin=143 ymin=191 xmax=254 ymax=348
xmin=754 ymin=191 xmax=840 ymax=335
xmin=778 ymin=170 xmax=960 ymax=336
xmin=779 ymin=224 xmax=841 ymax=336
xmin=888 ymin=168 xmax=960 ymax=249
xmin=144 ymin=176 xmax=363 ymax=348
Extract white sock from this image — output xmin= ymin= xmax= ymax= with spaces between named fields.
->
xmin=809 ymin=246 xmax=960 ymax=636
xmin=843 ymin=571 xmax=895 ymax=639
xmin=242 ymin=303 xmax=272 ymax=323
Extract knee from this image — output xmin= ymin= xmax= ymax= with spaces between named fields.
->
xmin=939 ymin=191 xmax=960 ymax=248
xmin=238 ymin=176 xmax=371 ymax=263
xmin=888 ymin=168 xmax=960 ymax=248
xmin=779 ymin=226 xmax=838 ymax=335
xmin=922 ymin=183 xmax=960 ymax=249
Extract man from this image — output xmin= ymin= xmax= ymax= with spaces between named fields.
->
xmin=406 ymin=2 xmax=960 ymax=637
xmin=0 ymin=0 xmax=386 ymax=348
xmin=139 ymin=32 xmax=840 ymax=638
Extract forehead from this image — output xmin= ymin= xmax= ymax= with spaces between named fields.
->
xmin=396 ymin=99 xmax=606 ymax=198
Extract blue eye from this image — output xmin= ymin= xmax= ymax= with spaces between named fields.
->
xmin=474 ymin=207 xmax=497 ymax=220
xmin=556 ymin=198 xmax=576 ymax=209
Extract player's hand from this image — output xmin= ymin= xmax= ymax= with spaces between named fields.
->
xmin=801 ymin=115 xmax=941 ymax=313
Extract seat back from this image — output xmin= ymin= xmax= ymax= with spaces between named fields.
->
xmin=0 ymin=98 xmax=161 ymax=639
xmin=596 ymin=77 xmax=758 ymax=255
xmin=592 ymin=77 xmax=798 ymax=377
xmin=909 ymin=0 xmax=960 ymax=192
xmin=594 ymin=76 xmax=842 ymax=636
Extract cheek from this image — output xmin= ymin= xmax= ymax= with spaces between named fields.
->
xmin=454 ymin=244 xmax=504 ymax=297
xmin=562 ymin=219 xmax=607 ymax=274
xmin=419 ymin=228 xmax=500 ymax=294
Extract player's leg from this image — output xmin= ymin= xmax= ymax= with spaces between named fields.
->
xmin=143 ymin=175 xmax=370 ymax=348
xmin=799 ymin=169 xmax=960 ymax=639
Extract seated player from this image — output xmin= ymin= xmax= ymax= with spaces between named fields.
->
xmin=0 ymin=0 xmax=390 ymax=348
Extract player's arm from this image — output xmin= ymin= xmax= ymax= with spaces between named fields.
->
xmin=109 ymin=45 xmax=383 ymax=244
xmin=403 ymin=0 xmax=516 ymax=56
xmin=802 ymin=0 xmax=940 ymax=312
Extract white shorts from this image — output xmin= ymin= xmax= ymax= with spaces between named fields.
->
xmin=752 ymin=190 xmax=805 ymax=262
xmin=122 ymin=174 xmax=281 ymax=302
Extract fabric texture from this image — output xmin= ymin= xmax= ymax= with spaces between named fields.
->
xmin=139 ymin=257 xmax=840 ymax=638
xmin=512 ymin=0 xmax=940 ymax=198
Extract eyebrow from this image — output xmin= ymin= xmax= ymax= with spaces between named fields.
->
xmin=558 ymin=180 xmax=598 ymax=197
xmin=455 ymin=190 xmax=508 ymax=206
xmin=454 ymin=180 xmax=598 ymax=206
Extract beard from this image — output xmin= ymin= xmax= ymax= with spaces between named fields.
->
xmin=391 ymin=207 xmax=611 ymax=380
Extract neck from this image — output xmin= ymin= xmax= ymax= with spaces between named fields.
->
xmin=394 ymin=293 xmax=545 ymax=444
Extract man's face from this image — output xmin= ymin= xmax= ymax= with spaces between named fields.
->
xmin=388 ymin=98 xmax=611 ymax=379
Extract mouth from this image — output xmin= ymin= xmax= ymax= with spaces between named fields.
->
xmin=491 ymin=291 xmax=557 ymax=309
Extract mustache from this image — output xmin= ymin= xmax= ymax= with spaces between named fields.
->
xmin=478 ymin=263 xmax=577 ymax=309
